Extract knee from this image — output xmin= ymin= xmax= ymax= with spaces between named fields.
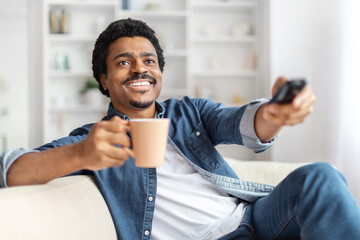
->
xmin=291 ymin=162 xmax=347 ymax=189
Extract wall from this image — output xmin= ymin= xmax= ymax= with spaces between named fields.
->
xmin=0 ymin=0 xmax=30 ymax=150
xmin=269 ymin=0 xmax=342 ymax=163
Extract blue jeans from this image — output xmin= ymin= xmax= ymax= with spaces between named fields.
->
xmin=220 ymin=162 xmax=360 ymax=240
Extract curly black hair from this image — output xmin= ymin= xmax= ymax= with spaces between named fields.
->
xmin=92 ymin=18 xmax=165 ymax=97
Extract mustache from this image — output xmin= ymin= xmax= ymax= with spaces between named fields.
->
xmin=123 ymin=73 xmax=157 ymax=85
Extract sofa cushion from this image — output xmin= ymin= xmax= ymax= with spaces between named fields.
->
xmin=225 ymin=158 xmax=310 ymax=186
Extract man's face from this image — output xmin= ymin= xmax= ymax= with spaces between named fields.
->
xmin=100 ymin=36 xmax=162 ymax=115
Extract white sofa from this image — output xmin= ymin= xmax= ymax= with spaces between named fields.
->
xmin=0 ymin=159 xmax=309 ymax=240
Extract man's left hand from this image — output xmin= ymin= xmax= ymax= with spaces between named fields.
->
xmin=254 ymin=76 xmax=316 ymax=142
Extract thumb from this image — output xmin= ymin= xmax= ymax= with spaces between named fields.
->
xmin=272 ymin=76 xmax=289 ymax=97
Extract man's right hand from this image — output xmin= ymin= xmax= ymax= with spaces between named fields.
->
xmin=76 ymin=116 xmax=132 ymax=170
xmin=7 ymin=116 xmax=132 ymax=187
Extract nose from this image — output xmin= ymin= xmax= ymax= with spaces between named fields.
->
xmin=131 ymin=60 xmax=148 ymax=75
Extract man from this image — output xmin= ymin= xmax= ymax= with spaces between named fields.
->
xmin=1 ymin=18 xmax=359 ymax=239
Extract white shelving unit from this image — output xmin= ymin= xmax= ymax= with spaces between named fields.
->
xmin=41 ymin=0 xmax=269 ymax=159
xmin=42 ymin=0 xmax=117 ymax=142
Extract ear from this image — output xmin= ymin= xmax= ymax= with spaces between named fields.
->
xmin=100 ymin=73 xmax=108 ymax=91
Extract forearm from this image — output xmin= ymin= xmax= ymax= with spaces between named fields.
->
xmin=6 ymin=143 xmax=83 ymax=187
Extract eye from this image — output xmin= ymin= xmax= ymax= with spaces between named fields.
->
xmin=117 ymin=60 xmax=130 ymax=66
xmin=145 ymin=59 xmax=156 ymax=64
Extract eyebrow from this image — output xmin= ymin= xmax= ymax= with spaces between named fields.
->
xmin=113 ymin=52 xmax=157 ymax=61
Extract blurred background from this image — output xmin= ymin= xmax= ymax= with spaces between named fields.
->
xmin=0 ymin=0 xmax=359 ymax=203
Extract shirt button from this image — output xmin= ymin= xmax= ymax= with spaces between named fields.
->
xmin=196 ymin=131 xmax=201 ymax=136
xmin=144 ymin=230 xmax=150 ymax=236
xmin=148 ymin=196 xmax=153 ymax=202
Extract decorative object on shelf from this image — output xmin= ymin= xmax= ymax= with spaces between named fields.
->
xmin=54 ymin=52 xmax=70 ymax=71
xmin=144 ymin=1 xmax=161 ymax=10
xmin=232 ymin=94 xmax=245 ymax=106
xmin=60 ymin=9 xmax=69 ymax=34
xmin=49 ymin=8 xmax=69 ymax=34
xmin=229 ymin=20 xmax=252 ymax=37
xmin=196 ymin=84 xmax=216 ymax=101
xmin=79 ymin=79 xmax=104 ymax=105
xmin=122 ymin=0 xmax=130 ymax=10
xmin=244 ymin=50 xmax=257 ymax=69
xmin=80 ymin=79 xmax=99 ymax=95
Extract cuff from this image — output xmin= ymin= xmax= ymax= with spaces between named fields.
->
xmin=240 ymin=98 xmax=277 ymax=153
xmin=0 ymin=148 xmax=39 ymax=188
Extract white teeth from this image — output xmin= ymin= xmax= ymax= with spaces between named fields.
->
xmin=129 ymin=82 xmax=151 ymax=87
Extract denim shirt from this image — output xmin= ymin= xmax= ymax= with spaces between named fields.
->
xmin=0 ymin=97 xmax=275 ymax=240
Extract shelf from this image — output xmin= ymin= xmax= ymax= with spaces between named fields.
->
xmin=192 ymin=1 xmax=257 ymax=9
xmin=48 ymin=34 xmax=97 ymax=42
xmin=47 ymin=0 xmax=117 ymax=7
xmin=49 ymin=104 xmax=108 ymax=113
xmin=193 ymin=69 xmax=257 ymax=77
xmin=193 ymin=35 xmax=257 ymax=43
xmin=163 ymin=49 xmax=188 ymax=57
xmin=0 ymin=8 xmax=27 ymax=17
xmin=49 ymin=71 xmax=92 ymax=78
xmin=117 ymin=10 xmax=188 ymax=18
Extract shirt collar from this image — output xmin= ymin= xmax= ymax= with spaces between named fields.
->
xmin=104 ymin=101 xmax=165 ymax=120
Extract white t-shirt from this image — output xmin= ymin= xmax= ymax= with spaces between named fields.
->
xmin=151 ymin=142 xmax=246 ymax=240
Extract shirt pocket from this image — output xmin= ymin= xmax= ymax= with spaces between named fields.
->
xmin=184 ymin=121 xmax=223 ymax=170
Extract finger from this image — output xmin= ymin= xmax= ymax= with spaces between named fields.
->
xmin=108 ymin=117 xmax=130 ymax=133
xmin=267 ymin=93 xmax=314 ymax=115
xmin=286 ymin=104 xmax=314 ymax=121
xmin=264 ymin=110 xmax=299 ymax=126
xmin=267 ymin=102 xmax=294 ymax=115
xmin=94 ymin=118 xmax=130 ymax=134
xmin=103 ymin=131 xmax=132 ymax=147
xmin=294 ymin=92 xmax=315 ymax=113
xmin=89 ymin=125 xmax=131 ymax=148
xmin=264 ymin=105 xmax=313 ymax=126
xmin=100 ymin=157 xmax=127 ymax=168
xmin=293 ymin=85 xmax=316 ymax=108
xmin=123 ymin=147 xmax=135 ymax=158
xmin=103 ymin=144 xmax=132 ymax=161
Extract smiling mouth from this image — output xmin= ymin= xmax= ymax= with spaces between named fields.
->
xmin=123 ymin=73 xmax=157 ymax=87
xmin=128 ymin=81 xmax=151 ymax=87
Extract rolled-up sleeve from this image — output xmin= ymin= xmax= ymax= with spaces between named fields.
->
xmin=240 ymin=98 xmax=277 ymax=153
xmin=0 ymin=148 xmax=39 ymax=188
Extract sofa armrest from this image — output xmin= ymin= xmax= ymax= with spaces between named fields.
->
xmin=225 ymin=158 xmax=311 ymax=186
xmin=0 ymin=175 xmax=117 ymax=240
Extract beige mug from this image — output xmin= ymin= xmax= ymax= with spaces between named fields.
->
xmin=129 ymin=118 xmax=170 ymax=168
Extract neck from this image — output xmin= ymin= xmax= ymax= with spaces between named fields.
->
xmin=113 ymin=103 xmax=157 ymax=119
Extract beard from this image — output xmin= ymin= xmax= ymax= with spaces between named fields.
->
xmin=130 ymin=100 xmax=154 ymax=109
